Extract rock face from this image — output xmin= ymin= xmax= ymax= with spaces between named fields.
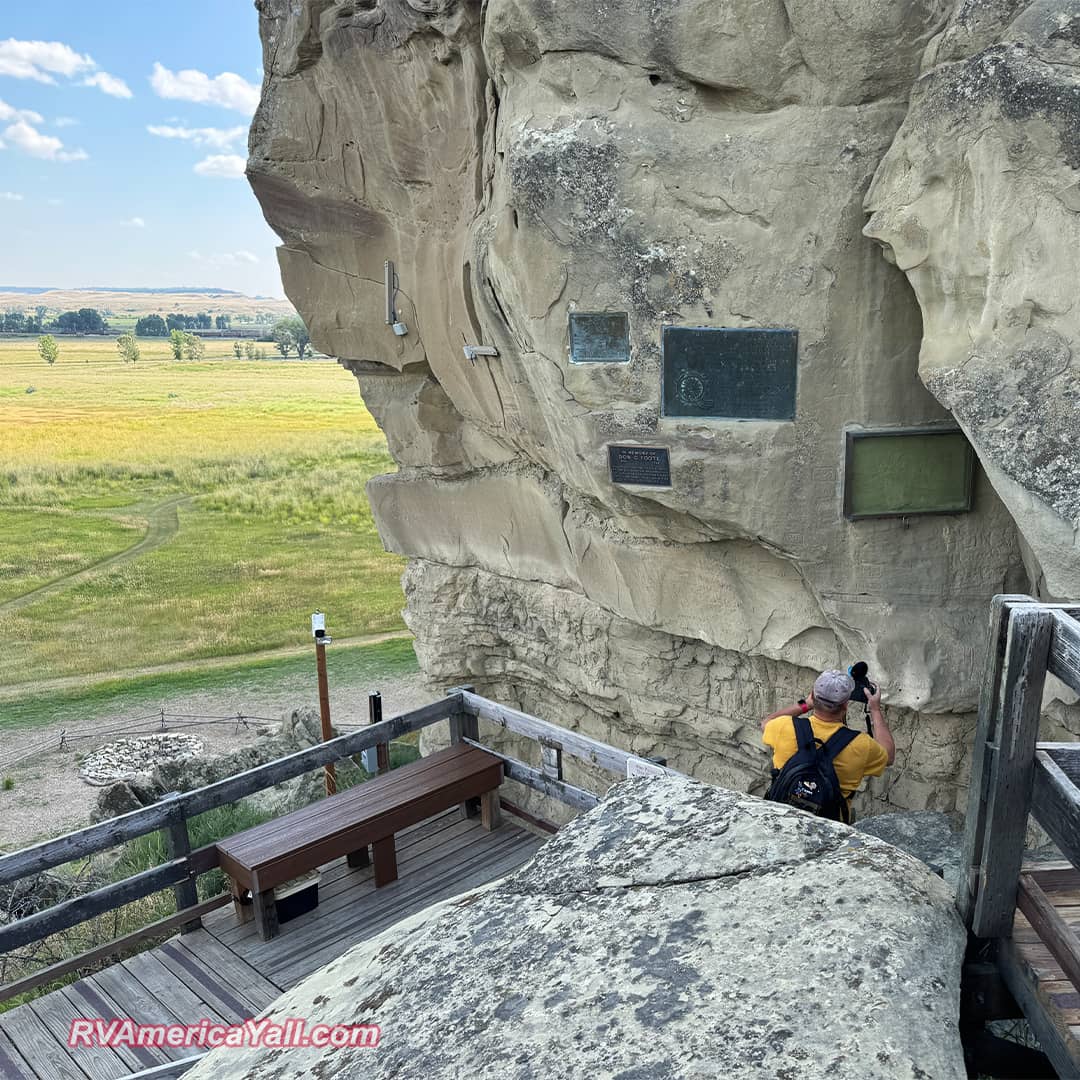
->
xmin=865 ymin=0 xmax=1080 ymax=600
xmin=186 ymin=776 xmax=968 ymax=1080
xmin=249 ymin=0 xmax=1078 ymax=817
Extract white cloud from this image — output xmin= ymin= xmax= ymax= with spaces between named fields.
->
xmin=82 ymin=71 xmax=132 ymax=99
xmin=193 ymin=153 xmax=246 ymax=180
xmin=0 ymin=98 xmax=43 ymax=125
xmin=189 ymin=249 xmax=260 ymax=266
xmin=121 ymin=216 xmax=146 ymax=228
xmin=0 ymin=39 xmax=95 ymax=83
xmin=0 ymin=191 xmax=23 ymax=201
xmin=150 ymin=63 xmax=259 ymax=115
xmin=54 ymin=116 xmax=78 ymax=127
xmin=147 ymin=123 xmax=246 ymax=150
xmin=2 ymin=119 xmax=88 ymax=162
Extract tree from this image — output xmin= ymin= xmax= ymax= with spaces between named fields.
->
xmin=182 ymin=333 xmax=205 ymax=362
xmin=233 ymin=342 xmax=243 ymax=360
xmin=166 ymin=313 xmax=196 ymax=332
xmin=244 ymin=341 xmax=257 ymax=361
xmin=216 ymin=314 xmax=231 ymax=331
xmin=273 ymin=316 xmax=311 ymax=360
xmin=76 ymin=308 xmax=107 ymax=334
xmin=169 ymin=329 xmax=185 ymax=361
xmin=116 ymin=333 xmax=140 ymax=363
xmin=38 ymin=335 xmax=59 ymax=365
xmin=55 ymin=311 xmax=80 ymax=334
xmin=4 ymin=311 xmax=26 ymax=333
xmin=195 ymin=312 xmax=212 ymax=330
xmin=136 ymin=315 xmax=168 ymax=337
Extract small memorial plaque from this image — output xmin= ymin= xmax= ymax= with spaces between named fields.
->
xmin=662 ymin=326 xmax=798 ymax=420
xmin=608 ymin=445 xmax=672 ymax=487
xmin=570 ymin=312 xmax=630 ymax=363
xmin=844 ymin=427 xmax=975 ymax=520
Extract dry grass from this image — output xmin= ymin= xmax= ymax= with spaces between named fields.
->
xmin=0 ymin=340 xmax=407 ymax=688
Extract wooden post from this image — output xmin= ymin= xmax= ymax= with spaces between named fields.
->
xmin=370 ymin=691 xmax=390 ymax=775
xmin=448 ymin=686 xmax=479 ymax=817
xmin=316 ymin=638 xmax=336 ymax=797
xmin=963 ymin=600 xmax=1055 ymax=937
xmin=161 ymin=793 xmax=201 ymax=934
xmin=958 ymin=595 xmax=1033 ymax=922
xmin=540 ymin=739 xmax=564 ymax=782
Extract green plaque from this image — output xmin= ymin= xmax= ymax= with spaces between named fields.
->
xmin=844 ymin=428 xmax=975 ymax=520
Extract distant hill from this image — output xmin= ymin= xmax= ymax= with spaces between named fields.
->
xmin=0 ymin=288 xmax=294 ymax=319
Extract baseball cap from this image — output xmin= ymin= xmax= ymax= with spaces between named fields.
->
xmin=813 ymin=670 xmax=855 ymax=711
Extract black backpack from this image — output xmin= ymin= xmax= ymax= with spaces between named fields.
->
xmin=764 ymin=716 xmax=858 ymax=823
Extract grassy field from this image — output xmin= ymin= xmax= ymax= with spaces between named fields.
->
xmin=0 ymin=337 xmax=407 ymax=690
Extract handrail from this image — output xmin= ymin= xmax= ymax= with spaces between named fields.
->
xmin=1049 ymin=609 xmax=1080 ymax=692
xmin=0 ymin=695 xmax=460 ymax=887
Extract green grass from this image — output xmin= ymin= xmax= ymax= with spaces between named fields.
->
xmin=0 ymin=636 xmax=419 ymax=731
xmin=0 ymin=339 xmax=407 ymax=691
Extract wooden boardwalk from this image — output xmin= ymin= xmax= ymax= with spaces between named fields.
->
xmin=1001 ymin=864 xmax=1080 ymax=1070
xmin=0 ymin=810 xmax=543 ymax=1079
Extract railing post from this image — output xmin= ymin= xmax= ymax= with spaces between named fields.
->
xmin=959 ymin=598 xmax=1054 ymax=937
xmin=369 ymin=691 xmax=390 ymax=775
xmin=448 ymin=685 xmax=478 ymax=746
xmin=540 ymin=739 xmax=564 ymax=782
xmin=448 ymin=686 xmax=480 ymax=818
xmin=161 ymin=792 xmax=201 ymax=933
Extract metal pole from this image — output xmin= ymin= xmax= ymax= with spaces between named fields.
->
xmin=316 ymin=640 xmax=336 ymax=796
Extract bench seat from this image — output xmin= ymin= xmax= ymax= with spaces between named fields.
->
xmin=216 ymin=743 xmax=504 ymax=940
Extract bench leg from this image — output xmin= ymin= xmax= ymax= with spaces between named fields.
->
xmin=252 ymin=887 xmax=280 ymax=941
xmin=481 ymin=790 xmax=502 ymax=832
xmin=347 ymin=846 xmax=371 ymax=869
xmin=373 ymin=835 xmax=398 ymax=888
xmin=230 ymin=877 xmax=252 ymax=925
xmin=460 ymin=797 xmax=481 ymax=820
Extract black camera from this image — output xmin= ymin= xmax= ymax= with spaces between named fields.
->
xmin=848 ymin=661 xmax=877 ymax=704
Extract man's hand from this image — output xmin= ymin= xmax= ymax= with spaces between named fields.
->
xmin=761 ymin=695 xmax=811 ymax=731
xmin=866 ymin=684 xmax=895 ymax=765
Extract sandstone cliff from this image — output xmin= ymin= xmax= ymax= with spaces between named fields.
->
xmin=249 ymin=0 xmax=1079 ymax=815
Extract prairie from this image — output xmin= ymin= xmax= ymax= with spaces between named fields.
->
xmin=0 ymin=338 xmax=407 ymax=691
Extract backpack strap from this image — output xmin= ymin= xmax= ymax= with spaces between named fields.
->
xmin=823 ymin=725 xmax=859 ymax=761
xmin=792 ymin=715 xmax=817 ymax=752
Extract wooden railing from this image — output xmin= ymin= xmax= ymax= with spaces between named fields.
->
xmin=0 ymin=688 xmax=671 ymax=1003
xmin=958 ymin=594 xmax=1080 ymax=1076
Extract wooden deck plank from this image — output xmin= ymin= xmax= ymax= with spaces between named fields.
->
xmin=120 ymin=951 xmax=230 ymax=1026
xmin=86 ymin=967 xmax=190 ymax=1062
xmin=173 ymin=930 xmax=282 ymax=1006
xmin=269 ymin=830 xmax=541 ymax=987
xmin=27 ymin=987 xmax=130 ymax=1080
xmin=153 ymin=940 xmax=259 ymax=1023
xmin=0 ymin=1026 xmax=37 ymax=1079
xmin=61 ymin=978 xmax=167 ymax=1073
xmin=0 ymin=1001 xmax=91 ymax=1080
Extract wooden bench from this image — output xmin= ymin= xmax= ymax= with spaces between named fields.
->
xmin=216 ymin=743 xmax=504 ymax=940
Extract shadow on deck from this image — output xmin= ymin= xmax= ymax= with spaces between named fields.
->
xmin=0 ymin=810 xmax=543 ymax=1079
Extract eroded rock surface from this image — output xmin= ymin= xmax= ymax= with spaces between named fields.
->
xmin=865 ymin=1 xmax=1080 ymax=598
xmin=249 ymin=0 xmax=1077 ymax=817
xmin=185 ymin=775 xmax=967 ymax=1080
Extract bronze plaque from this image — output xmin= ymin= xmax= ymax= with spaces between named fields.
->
xmin=662 ymin=326 xmax=798 ymax=420
xmin=608 ymin=445 xmax=671 ymax=487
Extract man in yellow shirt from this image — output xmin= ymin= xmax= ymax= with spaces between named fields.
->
xmin=761 ymin=669 xmax=895 ymax=822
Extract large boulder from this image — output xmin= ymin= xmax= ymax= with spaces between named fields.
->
xmin=186 ymin=775 xmax=966 ymax=1079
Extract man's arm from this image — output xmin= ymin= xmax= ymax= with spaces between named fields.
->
xmin=867 ymin=686 xmax=895 ymax=765
xmin=760 ymin=694 xmax=811 ymax=732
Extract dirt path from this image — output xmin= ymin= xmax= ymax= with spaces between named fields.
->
xmin=0 ymin=629 xmax=414 ymax=702
xmin=0 ymin=494 xmax=192 ymax=617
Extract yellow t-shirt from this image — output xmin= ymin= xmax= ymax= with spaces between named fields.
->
xmin=763 ymin=714 xmax=889 ymax=798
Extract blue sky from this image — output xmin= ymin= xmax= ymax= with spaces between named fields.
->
xmin=0 ymin=1 xmax=284 ymax=297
